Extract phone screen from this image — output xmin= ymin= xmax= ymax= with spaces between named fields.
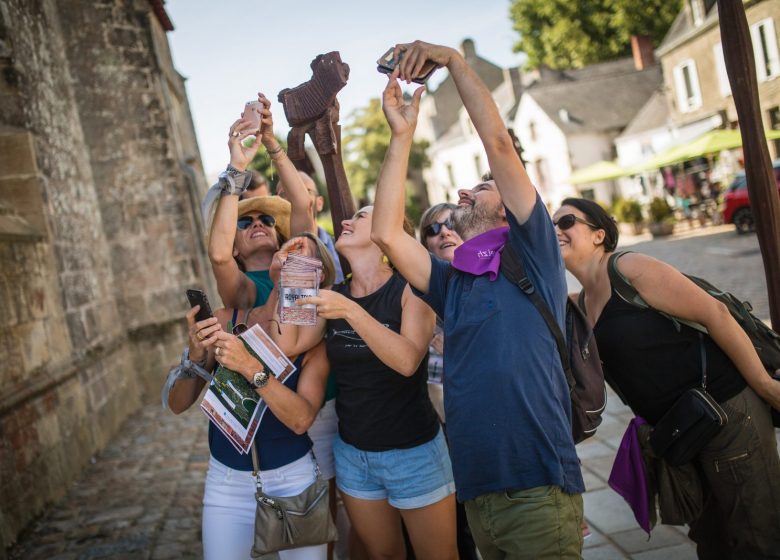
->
xmin=186 ymin=289 xmax=213 ymax=322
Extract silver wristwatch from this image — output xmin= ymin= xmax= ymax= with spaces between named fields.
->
xmin=252 ymin=370 xmax=269 ymax=389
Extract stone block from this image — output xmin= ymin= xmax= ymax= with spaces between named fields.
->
xmin=0 ymin=176 xmax=47 ymax=237
xmin=16 ymin=319 xmax=50 ymax=372
xmin=0 ymin=129 xmax=37 ymax=176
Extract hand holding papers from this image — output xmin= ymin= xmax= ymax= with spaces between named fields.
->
xmin=200 ymin=324 xmax=296 ymax=454
xmin=279 ymin=251 xmax=322 ymax=326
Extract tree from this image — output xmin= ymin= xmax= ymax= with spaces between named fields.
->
xmin=343 ymin=97 xmax=430 ymax=223
xmin=247 ymin=135 xmax=287 ymax=191
xmin=510 ymin=0 xmax=683 ymax=70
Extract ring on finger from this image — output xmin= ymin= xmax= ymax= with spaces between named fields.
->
xmin=215 ymin=346 xmax=221 ymax=357
xmin=196 ymin=331 xmax=204 ymax=341
xmin=231 ymin=131 xmax=240 ymax=137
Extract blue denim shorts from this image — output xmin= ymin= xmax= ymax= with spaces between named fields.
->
xmin=333 ymin=428 xmax=455 ymax=509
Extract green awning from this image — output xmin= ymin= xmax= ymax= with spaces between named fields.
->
xmin=631 ymin=128 xmax=780 ymax=172
xmin=569 ymin=160 xmax=627 ymax=185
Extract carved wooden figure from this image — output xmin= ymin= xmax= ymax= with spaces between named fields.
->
xmin=278 ymin=52 xmax=356 ymax=251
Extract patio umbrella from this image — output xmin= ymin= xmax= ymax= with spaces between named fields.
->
xmin=631 ymin=128 xmax=780 ymax=172
xmin=568 ymin=160 xmax=628 ymax=185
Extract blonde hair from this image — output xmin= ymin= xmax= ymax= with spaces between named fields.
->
xmin=292 ymin=231 xmax=337 ymax=288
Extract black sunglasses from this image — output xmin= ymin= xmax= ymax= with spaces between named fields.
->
xmin=554 ymin=214 xmax=598 ymax=231
xmin=423 ymin=218 xmax=454 ymax=238
xmin=237 ymin=214 xmax=276 ymax=230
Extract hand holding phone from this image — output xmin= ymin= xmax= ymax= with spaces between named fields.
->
xmin=377 ymin=47 xmax=438 ymax=84
xmin=242 ymin=101 xmax=263 ymax=134
xmin=186 ymin=289 xmax=214 ymax=323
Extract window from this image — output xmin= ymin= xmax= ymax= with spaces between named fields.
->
xmin=528 ymin=121 xmax=537 ymax=142
xmin=533 ymin=158 xmax=548 ymax=191
xmin=750 ymin=18 xmax=780 ymax=81
xmin=713 ymin=44 xmax=731 ymax=97
xmin=673 ymin=60 xmax=702 ymax=112
xmin=446 ymin=163 xmax=456 ymax=187
xmin=690 ymin=0 xmax=704 ymax=26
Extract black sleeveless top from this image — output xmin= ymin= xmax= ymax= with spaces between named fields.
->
xmin=325 ymin=271 xmax=439 ymax=451
xmin=594 ymin=292 xmax=746 ymax=424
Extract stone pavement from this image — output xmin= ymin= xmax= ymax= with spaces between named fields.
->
xmin=8 ymin=224 xmax=779 ymax=559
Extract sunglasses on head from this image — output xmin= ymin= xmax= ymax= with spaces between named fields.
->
xmin=554 ymin=214 xmax=598 ymax=231
xmin=237 ymin=214 xmax=276 ymax=230
xmin=423 ymin=218 xmax=454 ymax=238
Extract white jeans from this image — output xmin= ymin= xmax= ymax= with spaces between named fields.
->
xmin=202 ymin=453 xmax=327 ymax=560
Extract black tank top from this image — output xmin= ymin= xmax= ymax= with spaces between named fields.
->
xmin=594 ymin=292 xmax=746 ymax=424
xmin=326 ymin=271 xmax=439 ymax=451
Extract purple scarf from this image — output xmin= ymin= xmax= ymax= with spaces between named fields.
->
xmin=609 ymin=416 xmax=651 ymax=535
xmin=451 ymin=227 xmax=509 ymax=280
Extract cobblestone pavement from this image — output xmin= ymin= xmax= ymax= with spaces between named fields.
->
xmin=8 ymin=224 xmax=779 ymax=559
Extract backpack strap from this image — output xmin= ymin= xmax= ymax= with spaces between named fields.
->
xmin=577 ymin=289 xmax=586 ymax=314
xmin=499 ymin=244 xmax=573 ymax=388
xmin=608 ymin=251 xmax=708 ymax=335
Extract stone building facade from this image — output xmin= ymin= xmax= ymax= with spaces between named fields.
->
xmin=658 ymin=0 xmax=780 ymax=153
xmin=0 ymin=0 xmax=214 ymax=553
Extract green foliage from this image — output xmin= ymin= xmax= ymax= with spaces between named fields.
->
xmin=649 ymin=196 xmax=674 ymax=223
xmin=510 ymin=0 xmax=683 ymax=69
xmin=613 ymin=198 xmax=643 ymax=224
xmin=247 ymin=135 xmax=287 ymax=190
xmin=343 ymin=98 xmax=430 ymax=213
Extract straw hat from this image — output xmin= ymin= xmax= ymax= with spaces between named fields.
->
xmin=237 ymin=196 xmax=291 ymax=241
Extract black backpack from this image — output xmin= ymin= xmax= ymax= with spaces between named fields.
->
xmin=500 ymin=244 xmax=607 ymax=444
xmin=607 ymin=251 xmax=780 ymax=425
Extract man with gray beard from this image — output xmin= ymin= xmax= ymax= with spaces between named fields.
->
xmin=371 ymin=40 xmax=585 ymax=559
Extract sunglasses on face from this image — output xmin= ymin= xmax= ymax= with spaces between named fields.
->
xmin=554 ymin=214 xmax=598 ymax=231
xmin=423 ymin=218 xmax=455 ymax=238
xmin=237 ymin=214 xmax=276 ymax=230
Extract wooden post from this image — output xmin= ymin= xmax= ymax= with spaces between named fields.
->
xmin=718 ymin=0 xmax=780 ymax=329
xmin=277 ymin=52 xmax=356 ymax=257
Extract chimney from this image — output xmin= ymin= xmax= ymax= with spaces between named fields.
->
xmin=461 ymin=38 xmax=477 ymax=61
xmin=631 ymin=35 xmax=655 ymax=70
xmin=504 ymin=67 xmax=523 ymax=104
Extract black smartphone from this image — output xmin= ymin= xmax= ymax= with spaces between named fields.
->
xmin=377 ymin=47 xmax=438 ymax=84
xmin=186 ymin=289 xmax=213 ymax=322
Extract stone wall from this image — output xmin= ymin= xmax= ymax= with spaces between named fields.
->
xmin=0 ymin=0 xmax=214 ymax=553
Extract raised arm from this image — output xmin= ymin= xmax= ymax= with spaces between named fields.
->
xmin=370 ymin=70 xmax=432 ymax=293
xmin=207 ymin=117 xmax=263 ymax=309
xmin=619 ymin=253 xmax=780 ymax=410
xmin=396 ymin=41 xmax=536 ymax=223
xmin=300 ymin=284 xmax=434 ymax=377
xmin=257 ymin=94 xmax=316 ymax=237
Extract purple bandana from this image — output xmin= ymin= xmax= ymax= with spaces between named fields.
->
xmin=451 ymin=227 xmax=509 ymax=281
xmin=609 ymin=416 xmax=651 ymax=535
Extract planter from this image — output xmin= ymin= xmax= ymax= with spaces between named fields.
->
xmin=631 ymin=222 xmax=645 ymax=235
xmin=648 ymin=221 xmax=674 ymax=237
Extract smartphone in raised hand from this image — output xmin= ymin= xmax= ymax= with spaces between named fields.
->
xmin=186 ymin=289 xmax=214 ymax=323
xmin=242 ymin=100 xmax=263 ymax=134
xmin=377 ymin=47 xmax=438 ymax=84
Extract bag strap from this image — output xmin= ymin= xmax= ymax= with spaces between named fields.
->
xmin=250 ymin=440 xmax=322 ymax=497
xmin=699 ymin=332 xmax=708 ymax=390
xmin=499 ymin=244 xmax=573 ymax=387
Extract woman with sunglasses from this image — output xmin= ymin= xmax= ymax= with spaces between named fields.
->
xmin=168 ymin=232 xmax=337 ymax=560
xmin=206 ymin=93 xmax=317 ymax=310
xmin=276 ymin=205 xmax=457 ymax=560
xmin=553 ymin=197 xmax=780 ymax=558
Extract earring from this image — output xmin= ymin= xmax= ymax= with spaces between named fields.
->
xmin=381 ymin=254 xmax=390 ymax=265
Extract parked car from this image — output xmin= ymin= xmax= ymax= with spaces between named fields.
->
xmin=722 ymin=161 xmax=780 ymax=234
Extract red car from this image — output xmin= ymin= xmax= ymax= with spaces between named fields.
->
xmin=722 ymin=163 xmax=780 ymax=234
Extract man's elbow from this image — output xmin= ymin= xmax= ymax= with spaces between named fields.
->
xmin=483 ymin=131 xmax=515 ymax=156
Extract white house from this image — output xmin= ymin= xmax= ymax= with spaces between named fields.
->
xmin=513 ymin=55 xmax=662 ymax=207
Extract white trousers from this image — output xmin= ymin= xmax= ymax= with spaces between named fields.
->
xmin=202 ymin=453 xmax=327 ymax=560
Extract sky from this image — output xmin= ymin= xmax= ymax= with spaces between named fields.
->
xmin=165 ymin=0 xmax=525 ymax=176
